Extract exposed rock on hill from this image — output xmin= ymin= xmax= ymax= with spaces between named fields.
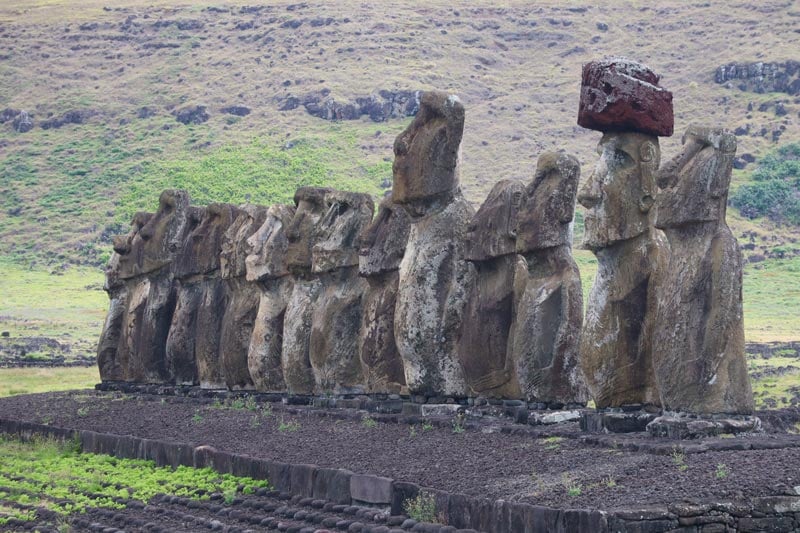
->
xmin=715 ymin=61 xmax=800 ymax=95
xmin=280 ymin=90 xmax=420 ymax=122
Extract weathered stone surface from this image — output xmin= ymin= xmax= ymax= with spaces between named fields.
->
xmin=358 ymin=194 xmax=410 ymax=394
xmin=653 ymin=125 xmax=754 ymax=415
xmin=393 ymin=91 xmax=472 ymax=397
xmin=97 ymin=212 xmax=152 ymax=382
xmin=392 ymin=91 xmax=465 ymax=205
xmin=578 ymin=57 xmax=674 ymax=136
xmin=184 ymin=203 xmax=240 ymax=389
xmin=283 ymin=187 xmax=332 ymax=394
xmin=350 ymin=474 xmax=393 ymax=505
xmin=578 ymin=133 xmax=665 ymax=409
xmin=509 ymin=153 xmax=586 ymax=405
xmin=220 ymin=205 xmax=268 ymax=390
xmin=308 ymin=191 xmax=373 ymax=393
xmin=124 ymin=190 xmax=191 ymax=383
xmin=165 ymin=206 xmax=206 ymax=385
xmin=246 ymin=204 xmax=296 ymax=393
xmin=459 ymin=180 xmax=524 ymax=398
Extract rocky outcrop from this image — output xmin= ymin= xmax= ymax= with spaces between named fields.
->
xmin=508 ymin=153 xmax=586 ymax=406
xmin=653 ymin=125 xmax=754 ymax=415
xmin=394 ymin=91 xmax=473 ymax=397
xmin=173 ymin=105 xmax=209 ymax=125
xmin=280 ymin=90 xmax=420 ymax=122
xmin=357 ymin=194 xmax=411 ymax=394
xmin=219 ymin=205 xmax=268 ymax=390
xmin=715 ymin=61 xmax=800 ymax=95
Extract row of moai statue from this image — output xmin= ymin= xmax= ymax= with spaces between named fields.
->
xmin=98 ymin=58 xmax=754 ymax=417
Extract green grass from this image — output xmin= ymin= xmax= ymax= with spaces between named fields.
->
xmin=0 ymin=435 xmax=269 ymax=526
xmin=742 ymin=257 xmax=800 ymax=342
xmin=0 ymin=367 xmax=99 ymax=398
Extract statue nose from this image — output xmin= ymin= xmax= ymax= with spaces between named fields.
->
xmin=578 ymin=175 xmax=602 ymax=209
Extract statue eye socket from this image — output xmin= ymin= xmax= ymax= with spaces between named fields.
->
xmin=613 ymin=149 xmax=635 ymax=168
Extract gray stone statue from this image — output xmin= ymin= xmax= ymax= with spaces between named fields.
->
xmin=124 ymin=189 xmax=191 ymax=383
xmin=246 ymin=203 xmax=296 ymax=393
xmin=97 ymin=211 xmax=152 ymax=382
xmin=393 ymin=91 xmax=474 ymax=397
xmin=357 ymin=193 xmax=411 ymax=394
xmin=508 ymin=152 xmax=587 ymax=406
xmin=219 ymin=204 xmax=268 ymax=390
xmin=309 ymin=190 xmax=374 ymax=394
xmin=652 ymin=125 xmax=754 ymax=415
xmin=282 ymin=186 xmax=332 ymax=395
xmin=459 ymin=179 xmax=525 ymax=399
xmin=577 ymin=59 xmax=672 ymax=410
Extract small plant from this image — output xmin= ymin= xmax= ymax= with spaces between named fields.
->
xmin=403 ymin=491 xmax=438 ymax=523
xmin=260 ymin=403 xmax=273 ymax=417
xmin=409 ymin=425 xmax=417 ymax=438
xmin=211 ymin=398 xmax=224 ymax=409
xmin=278 ymin=417 xmax=300 ymax=432
xmin=244 ymin=396 xmax=258 ymax=411
xmin=41 ymin=415 xmax=54 ymax=425
xmin=191 ymin=411 xmax=203 ymax=424
xmin=421 ymin=420 xmax=433 ymax=431
xmin=249 ymin=415 xmax=261 ymax=428
xmin=671 ymin=447 xmax=688 ymax=472
xmin=222 ymin=486 xmax=237 ymax=506
xmin=230 ymin=397 xmax=247 ymax=410
xmin=361 ymin=415 xmax=378 ymax=429
xmin=76 ymin=407 xmax=89 ymax=417
xmin=561 ymin=473 xmax=582 ymax=497
xmin=602 ymin=476 xmax=617 ymax=488
xmin=715 ymin=463 xmax=730 ymax=479
xmin=543 ymin=436 xmax=563 ymax=450
xmin=451 ymin=418 xmax=465 ymax=434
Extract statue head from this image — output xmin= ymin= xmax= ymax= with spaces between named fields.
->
xmin=135 ymin=189 xmax=191 ymax=275
xmin=392 ymin=91 xmax=465 ymax=218
xmin=578 ymin=132 xmax=660 ymax=250
xmin=245 ymin=203 xmax=296 ymax=282
xmin=655 ymin=125 xmax=736 ymax=229
xmin=464 ymin=180 xmax=525 ymax=262
xmin=171 ymin=206 xmax=207 ymax=279
xmin=312 ymin=190 xmax=374 ymax=274
xmin=516 ymin=152 xmax=580 ymax=253
xmin=112 ymin=211 xmax=153 ymax=281
xmin=357 ymin=192 xmax=412 ymax=277
xmin=285 ymin=186 xmax=333 ymax=271
xmin=220 ymin=204 xmax=268 ymax=279
xmin=180 ymin=203 xmax=239 ymax=277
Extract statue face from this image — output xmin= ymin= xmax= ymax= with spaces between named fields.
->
xmin=172 ymin=206 xmax=207 ymax=278
xmin=312 ymin=191 xmax=374 ymax=273
xmin=181 ymin=203 xmax=237 ymax=276
xmin=137 ymin=189 xmax=191 ymax=274
xmin=392 ymin=91 xmax=464 ymax=207
xmin=655 ymin=127 xmax=736 ymax=229
xmin=113 ymin=211 xmax=153 ymax=281
xmin=245 ymin=204 xmax=295 ymax=281
xmin=464 ymin=180 xmax=524 ymax=262
xmin=578 ymin=132 xmax=659 ymax=250
xmin=285 ymin=187 xmax=332 ymax=270
xmin=220 ymin=204 xmax=268 ymax=279
xmin=357 ymin=194 xmax=411 ymax=277
xmin=516 ymin=152 xmax=580 ymax=253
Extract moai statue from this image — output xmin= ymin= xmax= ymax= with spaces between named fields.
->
xmin=357 ymin=193 xmax=411 ymax=394
xmin=219 ymin=204 xmax=269 ymax=390
xmin=124 ymin=190 xmax=191 ymax=383
xmin=164 ymin=205 xmax=206 ymax=385
xmin=508 ymin=153 xmax=587 ymax=406
xmin=393 ymin=90 xmax=474 ymax=397
xmin=309 ymin=190 xmax=374 ymax=394
xmin=97 ymin=212 xmax=152 ymax=382
xmin=282 ymin=186 xmax=332 ymax=395
xmin=193 ymin=203 xmax=240 ymax=389
xmin=459 ymin=180 xmax=525 ymax=399
xmin=652 ymin=125 xmax=754 ymax=415
xmin=246 ymin=203 xmax=296 ymax=393
xmin=577 ymin=58 xmax=672 ymax=410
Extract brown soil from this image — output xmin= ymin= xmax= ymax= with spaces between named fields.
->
xmin=1 ymin=390 xmax=799 ymax=512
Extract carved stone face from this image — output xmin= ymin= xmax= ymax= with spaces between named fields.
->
xmin=578 ymin=132 xmax=659 ymax=250
xmin=655 ymin=126 xmax=736 ymax=229
xmin=113 ymin=211 xmax=153 ymax=281
xmin=285 ymin=187 xmax=333 ymax=271
xmin=245 ymin=204 xmax=296 ymax=282
xmin=178 ymin=203 xmax=238 ymax=277
xmin=172 ymin=206 xmax=207 ymax=279
xmin=357 ymin=193 xmax=411 ymax=277
xmin=392 ymin=91 xmax=465 ymax=214
xmin=137 ymin=189 xmax=192 ymax=275
xmin=464 ymin=180 xmax=524 ymax=262
xmin=220 ymin=204 xmax=268 ymax=279
xmin=516 ymin=152 xmax=580 ymax=253
xmin=312 ymin=191 xmax=374 ymax=274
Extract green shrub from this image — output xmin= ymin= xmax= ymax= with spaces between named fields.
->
xmin=732 ymin=142 xmax=800 ymax=225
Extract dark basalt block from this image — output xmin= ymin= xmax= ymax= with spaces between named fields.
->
xmin=578 ymin=58 xmax=674 ymax=137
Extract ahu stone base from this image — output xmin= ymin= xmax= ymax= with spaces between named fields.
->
xmin=646 ymin=412 xmax=762 ymax=439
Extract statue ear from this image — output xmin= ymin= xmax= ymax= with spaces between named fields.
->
xmin=710 ymin=133 xmax=737 ymax=199
xmin=639 ymin=141 xmax=658 ymax=213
